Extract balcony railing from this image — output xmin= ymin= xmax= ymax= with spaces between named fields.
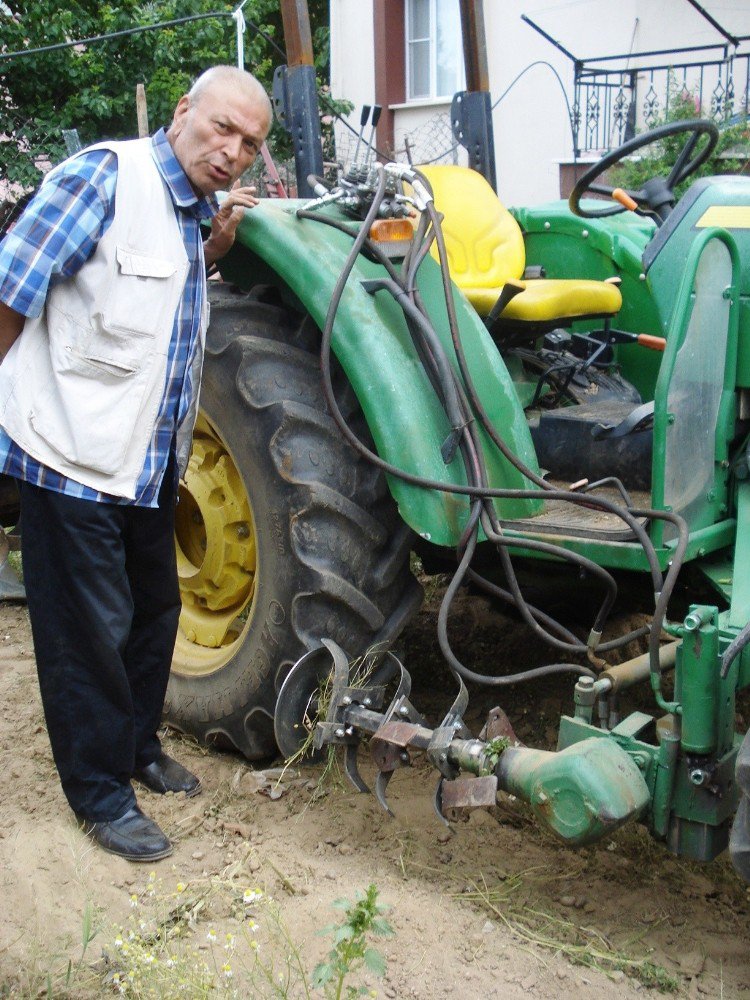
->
xmin=523 ymin=15 xmax=750 ymax=156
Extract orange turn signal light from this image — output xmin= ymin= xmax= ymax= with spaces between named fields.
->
xmin=368 ymin=218 xmax=415 ymax=243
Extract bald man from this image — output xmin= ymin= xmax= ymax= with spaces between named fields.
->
xmin=0 ymin=66 xmax=271 ymax=860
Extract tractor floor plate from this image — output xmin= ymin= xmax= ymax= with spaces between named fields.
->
xmin=500 ymin=481 xmax=651 ymax=542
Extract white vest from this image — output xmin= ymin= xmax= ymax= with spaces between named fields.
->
xmin=0 ymin=137 xmax=206 ymax=499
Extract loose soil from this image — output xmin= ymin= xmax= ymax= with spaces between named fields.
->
xmin=0 ymin=585 xmax=749 ymax=998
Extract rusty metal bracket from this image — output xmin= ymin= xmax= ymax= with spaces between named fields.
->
xmin=440 ymin=775 xmax=499 ymax=821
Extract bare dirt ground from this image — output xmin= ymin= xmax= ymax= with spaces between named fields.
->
xmin=1 ymin=588 xmax=749 ymax=998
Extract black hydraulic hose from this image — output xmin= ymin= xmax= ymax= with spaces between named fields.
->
xmin=298 ymin=199 xmax=664 ymax=550
xmin=418 ymin=185 xmax=665 ymax=593
xmin=294 ymin=209 xmax=458 ymax=424
xmin=362 ymin=276 xmax=468 ymax=457
xmin=584 ymin=477 xmax=635 ymax=510
xmin=466 ymin=568 xmax=650 ymax=651
xmin=401 ymin=208 xmax=431 ymax=287
xmin=479 ymin=509 xmax=616 ymax=652
xmin=438 ymin=525 xmax=597 ymax=686
xmin=301 ymin=185 xmax=615 ymax=662
xmin=298 ymin=173 xmax=688 ymax=686
xmin=721 ymin=620 xmax=750 ymax=678
xmin=368 ymin=274 xmax=626 ymax=651
xmin=412 ymin=196 xmax=665 ymax=653
xmin=635 ymin=509 xmax=689 ymax=690
xmin=294 ymin=210 xmax=404 ymax=284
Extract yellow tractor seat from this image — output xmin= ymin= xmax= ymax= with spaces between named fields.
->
xmin=417 ymin=165 xmax=622 ymax=329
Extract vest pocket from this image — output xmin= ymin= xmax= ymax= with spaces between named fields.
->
xmin=30 ymin=352 xmax=155 ymax=476
xmin=29 ymin=310 xmax=157 ymax=477
xmin=103 ymin=246 xmax=180 ymax=337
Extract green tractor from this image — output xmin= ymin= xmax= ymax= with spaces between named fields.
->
xmin=164 ymin=2 xmax=750 ymax=876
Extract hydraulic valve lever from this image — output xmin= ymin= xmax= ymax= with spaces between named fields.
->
xmin=352 ymin=104 xmax=371 ymax=166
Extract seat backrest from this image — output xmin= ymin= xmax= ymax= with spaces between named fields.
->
xmin=418 ymin=165 xmax=526 ymax=289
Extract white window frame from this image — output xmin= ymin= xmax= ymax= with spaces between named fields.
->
xmin=405 ymin=0 xmax=464 ymax=102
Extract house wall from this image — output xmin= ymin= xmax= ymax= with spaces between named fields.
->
xmin=329 ymin=0 xmax=750 ymax=205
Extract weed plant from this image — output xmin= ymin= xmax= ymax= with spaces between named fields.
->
xmin=8 ymin=870 xmax=394 ymax=999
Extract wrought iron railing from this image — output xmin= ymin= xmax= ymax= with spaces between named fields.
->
xmin=574 ymin=48 xmax=750 ymax=155
xmin=522 ymin=14 xmax=750 ymax=157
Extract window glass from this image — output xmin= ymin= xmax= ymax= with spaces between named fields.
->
xmin=406 ymin=0 xmax=463 ymax=101
xmin=436 ymin=0 xmax=462 ymax=98
xmin=409 ymin=39 xmax=431 ymax=99
xmin=409 ymin=0 xmax=430 ymax=40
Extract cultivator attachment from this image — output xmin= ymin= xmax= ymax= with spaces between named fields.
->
xmin=274 ymin=640 xmax=650 ymax=846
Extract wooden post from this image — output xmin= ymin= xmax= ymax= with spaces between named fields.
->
xmin=459 ymin=0 xmax=491 ymax=94
xmin=136 ymin=83 xmax=149 ymax=138
xmin=279 ymin=0 xmax=315 ymax=66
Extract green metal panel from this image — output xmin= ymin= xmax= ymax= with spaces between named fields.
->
xmin=493 ymin=516 xmax=735 ymax=574
xmin=730 ymin=481 xmax=750 ymax=627
xmin=216 ymin=200 xmax=542 ymax=546
xmin=676 ymin=606 xmax=720 ymax=755
xmin=666 ymin=745 xmax=737 ymax=861
xmin=513 ymin=200 xmax=663 ymax=399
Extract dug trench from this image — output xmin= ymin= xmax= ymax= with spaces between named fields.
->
xmin=0 ymin=575 xmax=748 ymax=998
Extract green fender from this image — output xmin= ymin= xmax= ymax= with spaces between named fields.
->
xmin=215 ymin=200 xmax=542 ymax=546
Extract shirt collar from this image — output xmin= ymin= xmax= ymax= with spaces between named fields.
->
xmin=150 ymin=127 xmax=219 ymax=221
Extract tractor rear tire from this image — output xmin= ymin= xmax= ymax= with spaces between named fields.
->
xmin=164 ymin=285 xmax=423 ymax=759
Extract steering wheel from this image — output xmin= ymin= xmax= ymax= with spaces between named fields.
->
xmin=569 ymin=118 xmax=719 ymax=224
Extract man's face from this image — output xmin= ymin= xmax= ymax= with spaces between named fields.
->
xmin=168 ymin=82 xmax=271 ymax=196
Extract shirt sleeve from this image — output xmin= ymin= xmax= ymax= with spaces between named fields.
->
xmin=0 ymin=149 xmax=117 ymax=319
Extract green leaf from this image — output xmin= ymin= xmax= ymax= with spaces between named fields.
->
xmin=363 ymin=948 xmax=386 ymax=976
xmin=310 ymin=961 xmax=332 ymax=987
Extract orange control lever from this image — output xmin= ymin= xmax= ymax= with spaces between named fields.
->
xmin=636 ymin=333 xmax=667 ymax=351
xmin=612 ymin=187 xmax=639 ymax=212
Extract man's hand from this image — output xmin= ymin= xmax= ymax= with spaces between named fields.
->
xmin=0 ymin=302 xmax=25 ymax=363
xmin=203 ymin=184 xmax=260 ymax=267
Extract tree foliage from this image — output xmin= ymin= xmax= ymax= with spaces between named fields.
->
xmin=0 ymin=0 xmax=333 ymax=187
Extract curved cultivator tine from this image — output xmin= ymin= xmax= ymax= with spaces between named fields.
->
xmin=344 ymin=742 xmax=370 ymax=793
xmin=375 ymin=769 xmax=395 ymax=816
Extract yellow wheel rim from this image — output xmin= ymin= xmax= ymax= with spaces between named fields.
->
xmin=173 ymin=413 xmax=257 ymax=677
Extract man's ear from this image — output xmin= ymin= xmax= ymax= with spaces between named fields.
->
xmin=170 ymin=95 xmax=191 ymax=134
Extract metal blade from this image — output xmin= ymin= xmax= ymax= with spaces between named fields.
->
xmin=374 ymin=769 xmax=395 ymax=816
xmin=433 ymin=777 xmax=451 ymax=828
xmin=344 ymin=743 xmax=369 ymax=794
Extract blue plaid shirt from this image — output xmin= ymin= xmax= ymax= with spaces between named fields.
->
xmin=0 ymin=128 xmax=218 ymax=506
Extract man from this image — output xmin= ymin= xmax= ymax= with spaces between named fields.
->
xmin=0 ymin=65 xmax=272 ymax=861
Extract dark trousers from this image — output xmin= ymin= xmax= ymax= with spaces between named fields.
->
xmin=18 ymin=469 xmax=181 ymax=822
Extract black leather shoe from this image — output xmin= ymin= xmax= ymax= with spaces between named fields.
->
xmin=78 ymin=805 xmax=173 ymax=862
xmin=133 ymin=752 xmax=202 ymax=797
